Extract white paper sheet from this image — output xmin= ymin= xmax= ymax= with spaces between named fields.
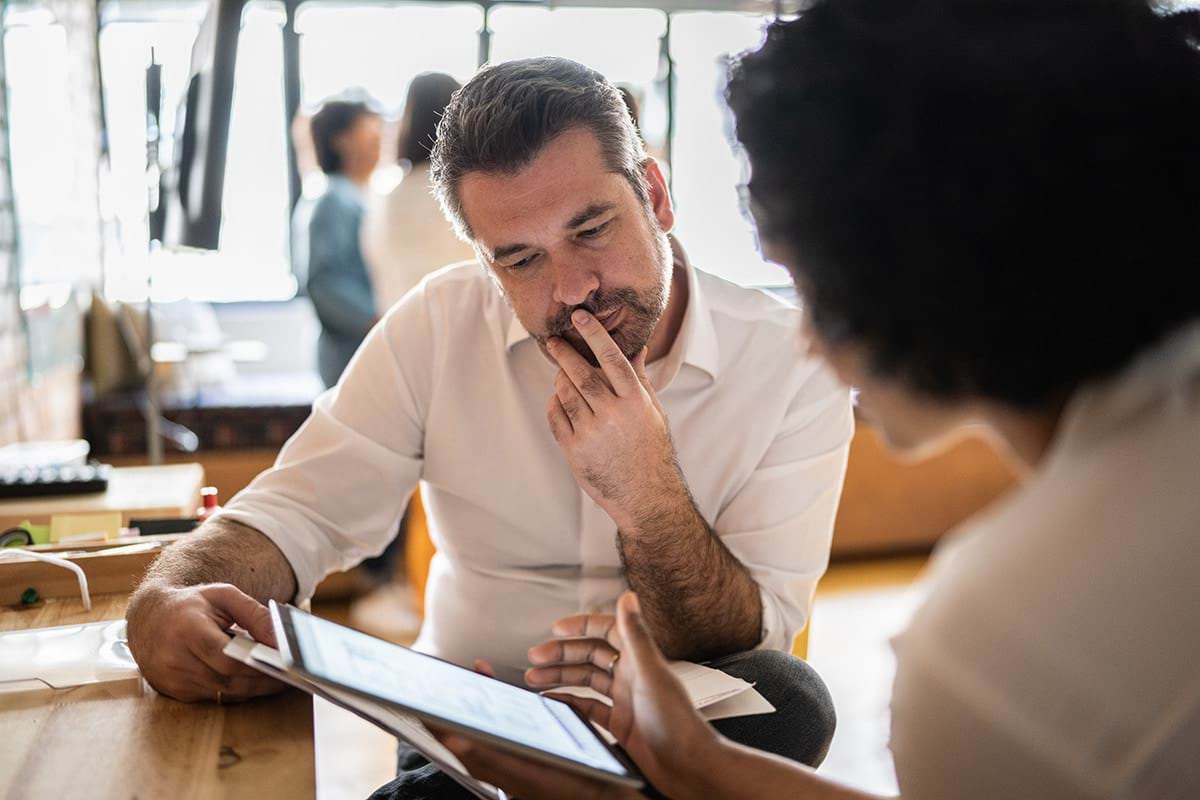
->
xmin=0 ymin=619 xmax=140 ymax=693
xmin=547 ymin=659 xmax=774 ymax=719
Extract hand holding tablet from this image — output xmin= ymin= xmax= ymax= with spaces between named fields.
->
xmin=268 ymin=601 xmax=644 ymax=790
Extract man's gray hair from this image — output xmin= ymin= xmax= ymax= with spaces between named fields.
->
xmin=430 ymin=57 xmax=649 ymax=241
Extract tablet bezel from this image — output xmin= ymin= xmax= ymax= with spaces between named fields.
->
xmin=270 ymin=601 xmax=645 ymax=790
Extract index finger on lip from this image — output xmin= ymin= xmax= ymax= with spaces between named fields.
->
xmin=547 ymin=336 xmax=612 ymax=398
xmin=570 ymin=310 xmax=640 ymax=397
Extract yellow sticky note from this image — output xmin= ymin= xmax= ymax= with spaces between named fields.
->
xmin=49 ymin=512 xmax=123 ymax=543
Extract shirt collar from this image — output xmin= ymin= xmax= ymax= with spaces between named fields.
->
xmin=503 ymin=235 xmax=720 ymax=383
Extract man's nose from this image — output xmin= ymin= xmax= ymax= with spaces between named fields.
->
xmin=551 ymin=261 xmax=600 ymax=308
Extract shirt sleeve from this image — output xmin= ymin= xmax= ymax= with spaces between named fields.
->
xmin=306 ymin=196 xmax=377 ymax=339
xmin=216 ymin=287 xmax=434 ymax=603
xmin=714 ymin=362 xmax=854 ymax=652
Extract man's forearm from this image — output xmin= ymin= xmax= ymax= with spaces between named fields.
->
xmin=134 ymin=517 xmax=297 ymax=604
xmin=617 ymin=494 xmax=763 ymax=661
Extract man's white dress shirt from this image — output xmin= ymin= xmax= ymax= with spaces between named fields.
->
xmin=220 ymin=246 xmax=853 ymax=684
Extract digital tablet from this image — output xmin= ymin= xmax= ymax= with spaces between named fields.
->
xmin=269 ymin=601 xmax=644 ymax=790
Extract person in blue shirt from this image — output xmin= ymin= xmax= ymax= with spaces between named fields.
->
xmin=305 ymin=98 xmax=383 ymax=388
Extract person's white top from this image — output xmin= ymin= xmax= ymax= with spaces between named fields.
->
xmin=219 ymin=243 xmax=853 ymax=684
xmin=360 ymin=162 xmax=475 ymax=315
xmin=890 ymin=321 xmax=1200 ymax=799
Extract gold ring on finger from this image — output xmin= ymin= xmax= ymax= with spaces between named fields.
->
xmin=607 ymin=652 xmax=621 ymax=673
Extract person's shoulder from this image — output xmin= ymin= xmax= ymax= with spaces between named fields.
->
xmin=689 ymin=268 xmax=840 ymax=407
xmin=419 ymin=259 xmax=485 ymax=287
xmin=380 ymin=259 xmax=508 ymax=356
xmin=313 ymin=178 xmax=363 ymax=217
xmin=407 ymin=259 xmax=492 ymax=309
xmin=692 ymin=267 xmax=804 ymax=365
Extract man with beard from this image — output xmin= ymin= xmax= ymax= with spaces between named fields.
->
xmin=124 ymin=57 xmax=853 ymax=797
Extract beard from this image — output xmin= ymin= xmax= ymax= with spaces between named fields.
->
xmin=536 ymin=284 xmax=663 ymax=367
xmin=536 ymin=233 xmax=671 ymax=367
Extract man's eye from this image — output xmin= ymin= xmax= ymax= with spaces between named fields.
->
xmin=508 ymin=254 xmax=536 ymax=270
xmin=578 ymin=221 xmax=610 ymax=239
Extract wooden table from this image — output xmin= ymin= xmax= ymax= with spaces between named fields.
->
xmin=0 ymin=594 xmax=315 ymax=799
xmin=0 ymin=463 xmax=206 ymax=530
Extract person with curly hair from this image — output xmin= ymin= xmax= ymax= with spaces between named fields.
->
xmin=440 ymin=2 xmax=1200 ymax=798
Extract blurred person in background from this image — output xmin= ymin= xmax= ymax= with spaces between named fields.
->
xmin=361 ymin=73 xmax=473 ymax=315
xmin=305 ymin=96 xmax=383 ymax=388
xmin=436 ymin=1 xmax=1200 ymax=798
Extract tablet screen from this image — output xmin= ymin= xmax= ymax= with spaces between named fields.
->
xmin=286 ymin=608 xmax=631 ymax=779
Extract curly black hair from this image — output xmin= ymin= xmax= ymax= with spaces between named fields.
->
xmin=727 ymin=0 xmax=1200 ymax=408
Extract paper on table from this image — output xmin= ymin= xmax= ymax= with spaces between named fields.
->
xmin=0 ymin=619 xmax=140 ymax=693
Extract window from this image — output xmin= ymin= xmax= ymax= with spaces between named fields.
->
xmin=98 ymin=6 xmax=204 ymax=296
xmin=90 ymin=1 xmax=784 ymax=302
xmin=488 ymin=6 xmax=669 ymax=158
xmin=297 ymin=3 xmax=481 ymax=110
xmin=670 ymin=12 xmax=786 ymax=287
xmin=295 ymin=2 xmax=482 ymax=195
xmin=216 ymin=1 xmax=292 ymax=301
xmin=99 ymin=1 xmax=293 ymax=303
xmin=4 ymin=5 xmax=100 ymax=288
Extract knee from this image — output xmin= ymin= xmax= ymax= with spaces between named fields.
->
xmin=714 ymin=649 xmax=837 ymax=766
xmin=747 ymin=649 xmax=836 ymax=732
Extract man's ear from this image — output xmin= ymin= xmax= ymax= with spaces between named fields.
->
xmin=643 ymin=158 xmax=675 ymax=234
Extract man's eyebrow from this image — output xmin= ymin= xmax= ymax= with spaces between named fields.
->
xmin=491 ymin=242 xmax=533 ymax=262
xmin=565 ymin=202 xmax=616 ymax=231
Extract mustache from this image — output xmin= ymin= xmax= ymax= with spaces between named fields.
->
xmin=545 ymin=288 xmax=647 ymax=338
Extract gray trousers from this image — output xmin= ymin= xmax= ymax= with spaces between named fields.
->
xmin=369 ymin=649 xmax=836 ymax=799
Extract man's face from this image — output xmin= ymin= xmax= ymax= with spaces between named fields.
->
xmin=457 ymin=127 xmax=674 ymax=366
